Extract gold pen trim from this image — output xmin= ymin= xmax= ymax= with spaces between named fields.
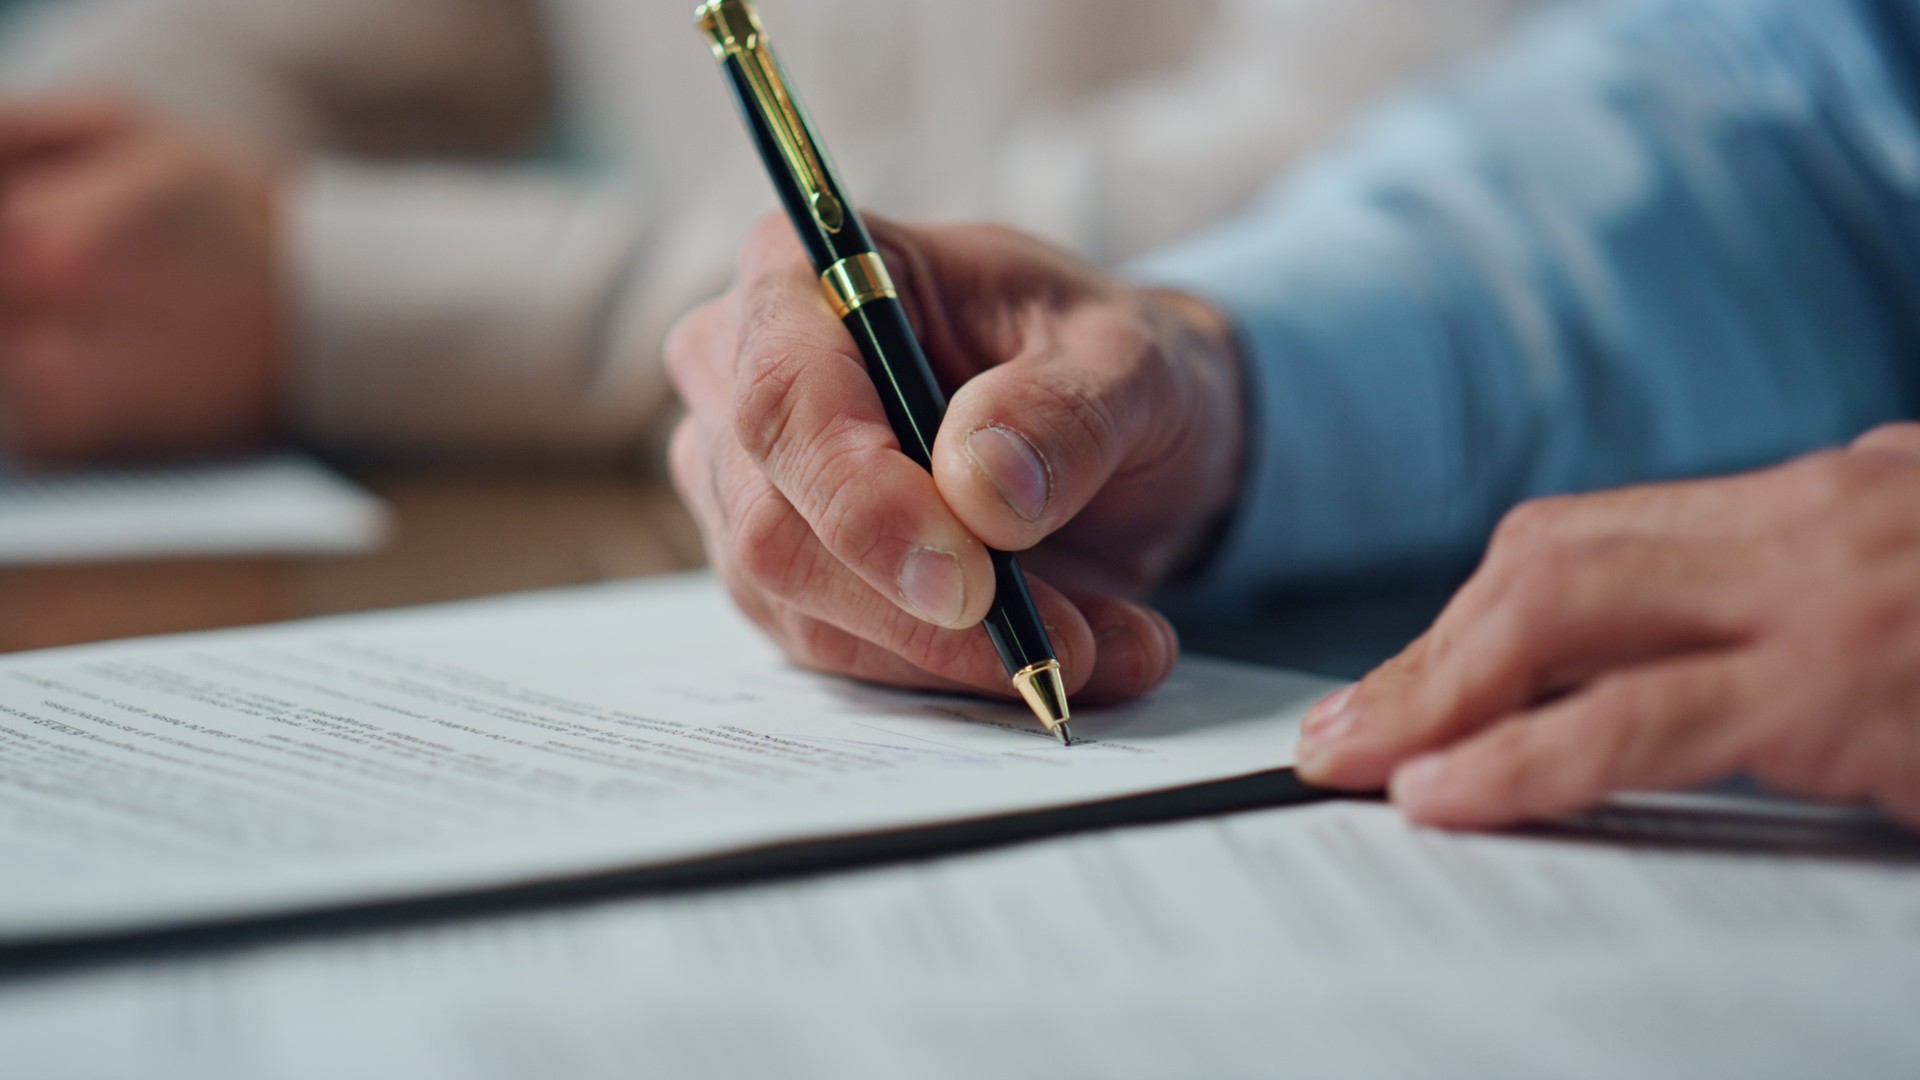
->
xmin=1011 ymin=659 xmax=1071 ymax=743
xmin=696 ymin=0 xmax=845 ymax=233
xmin=821 ymin=252 xmax=898 ymax=319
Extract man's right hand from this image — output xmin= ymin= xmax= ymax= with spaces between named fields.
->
xmin=665 ymin=215 xmax=1247 ymax=704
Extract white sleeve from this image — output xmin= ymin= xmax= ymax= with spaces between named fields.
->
xmin=288 ymin=161 xmax=680 ymax=458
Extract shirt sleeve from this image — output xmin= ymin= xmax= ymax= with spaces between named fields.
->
xmin=287 ymin=161 xmax=681 ymax=459
xmin=1134 ymin=0 xmax=1920 ymax=609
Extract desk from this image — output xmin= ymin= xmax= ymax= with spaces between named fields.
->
xmin=0 ymin=465 xmax=705 ymax=655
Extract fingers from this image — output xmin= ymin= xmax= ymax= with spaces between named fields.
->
xmin=1388 ymin=653 xmax=1757 ymax=828
xmin=724 ymin=216 xmax=995 ymax=629
xmin=669 ymin=376 xmax=1176 ymax=702
xmin=665 ymin=214 xmax=1188 ymax=706
xmin=930 ymin=303 xmax=1173 ymax=552
xmin=709 ymin=414 xmax=1099 ymax=691
xmin=1297 ymin=529 xmax=1759 ymax=792
xmin=1068 ymin=590 xmax=1180 ymax=704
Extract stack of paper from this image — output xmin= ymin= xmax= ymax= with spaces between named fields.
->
xmin=0 ymin=574 xmax=1326 ymax=945
xmin=0 ymin=455 xmax=388 ymax=563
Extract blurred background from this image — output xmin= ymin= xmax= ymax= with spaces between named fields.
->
xmin=0 ymin=0 xmax=1547 ymax=466
xmin=0 ymin=0 xmax=1545 ymax=658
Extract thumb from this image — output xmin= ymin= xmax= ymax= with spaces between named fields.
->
xmin=930 ymin=304 xmax=1177 ymax=552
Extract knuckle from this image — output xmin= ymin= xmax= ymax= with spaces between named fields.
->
xmin=1496 ymin=542 xmax=1587 ymax=623
xmin=1029 ymin=373 xmax=1121 ymax=466
xmin=731 ymin=347 xmax=807 ymax=461
xmin=1490 ymin=496 xmax=1577 ymax=554
xmin=813 ymin=462 xmax=891 ymax=569
xmin=1463 ymin=597 xmax=1536 ymax=677
xmin=731 ymin=488 xmax=814 ymax=598
xmin=1448 ymin=542 xmax=1604 ymax=692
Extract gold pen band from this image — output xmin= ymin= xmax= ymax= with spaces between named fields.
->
xmin=821 ymin=253 xmax=898 ymax=319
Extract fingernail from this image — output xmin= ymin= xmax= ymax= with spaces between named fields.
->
xmin=1391 ymin=754 xmax=1450 ymax=807
xmin=1303 ymin=685 xmax=1356 ymax=734
xmin=1301 ymin=696 xmax=1360 ymax=752
xmin=898 ymin=546 xmax=967 ymax=627
xmin=1296 ymin=689 xmax=1360 ymax=780
xmin=967 ymin=425 xmax=1050 ymax=522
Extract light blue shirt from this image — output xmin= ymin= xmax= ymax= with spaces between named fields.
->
xmin=1138 ymin=0 xmax=1920 ymax=610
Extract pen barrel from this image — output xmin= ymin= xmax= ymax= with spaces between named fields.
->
xmin=842 ymin=299 xmax=1056 ymax=676
xmin=715 ymin=42 xmax=871 ymax=269
xmin=700 ymin=0 xmax=1061 ymax=688
xmin=981 ymin=550 xmax=1055 ymax=674
xmin=842 ymin=296 xmax=946 ymax=467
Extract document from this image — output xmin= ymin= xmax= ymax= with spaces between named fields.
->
xmin=0 ymin=455 xmax=387 ymax=563
xmin=0 ymin=574 xmax=1327 ymax=943
xmin=3 ymin=801 xmax=1916 ymax=1078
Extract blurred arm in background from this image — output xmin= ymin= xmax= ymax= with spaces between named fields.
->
xmin=0 ymin=0 xmax=674 ymax=463
xmin=0 ymin=0 xmax=1540 ymax=465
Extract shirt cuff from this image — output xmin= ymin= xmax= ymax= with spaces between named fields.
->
xmin=1130 ymin=189 xmax=1467 ymax=611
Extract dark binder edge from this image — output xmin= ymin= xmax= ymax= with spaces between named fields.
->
xmin=0 ymin=768 xmax=1335 ymax=980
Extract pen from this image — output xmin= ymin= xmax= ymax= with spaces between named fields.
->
xmin=695 ymin=0 xmax=1073 ymax=745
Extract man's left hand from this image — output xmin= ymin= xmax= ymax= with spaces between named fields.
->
xmin=1296 ymin=423 xmax=1920 ymax=830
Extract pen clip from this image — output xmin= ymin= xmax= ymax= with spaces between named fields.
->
xmin=697 ymin=0 xmax=846 ymax=234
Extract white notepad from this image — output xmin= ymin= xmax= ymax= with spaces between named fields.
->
xmin=0 ymin=455 xmax=388 ymax=563
xmin=0 ymin=573 xmax=1328 ymax=943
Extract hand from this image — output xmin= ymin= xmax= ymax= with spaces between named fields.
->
xmin=0 ymin=96 xmax=284 ymax=465
xmin=1296 ymin=423 xmax=1920 ymax=830
xmin=665 ymin=215 xmax=1245 ymax=703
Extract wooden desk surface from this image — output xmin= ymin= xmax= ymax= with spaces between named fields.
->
xmin=0 ymin=466 xmax=706 ymax=655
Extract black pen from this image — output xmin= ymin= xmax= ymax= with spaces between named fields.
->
xmin=695 ymin=0 xmax=1072 ymax=744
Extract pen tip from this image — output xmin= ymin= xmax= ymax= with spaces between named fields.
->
xmin=1012 ymin=659 xmax=1071 ymax=743
xmin=1054 ymin=723 xmax=1074 ymax=747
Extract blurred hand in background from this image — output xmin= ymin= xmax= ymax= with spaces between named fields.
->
xmin=0 ymin=95 xmax=283 ymax=466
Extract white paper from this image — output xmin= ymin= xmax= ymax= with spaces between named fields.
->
xmin=0 ymin=573 xmax=1327 ymax=942
xmin=0 ymin=455 xmax=388 ymax=563
xmin=4 ymin=800 xmax=1916 ymax=1079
